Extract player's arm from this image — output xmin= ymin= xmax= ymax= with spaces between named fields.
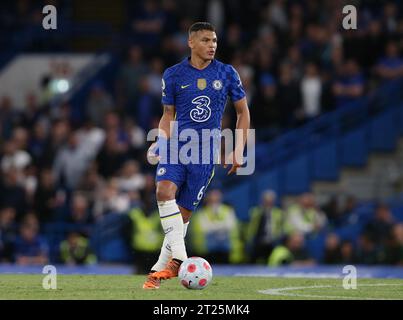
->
xmin=158 ymin=104 xmax=176 ymax=139
xmin=147 ymin=104 xmax=176 ymax=164
xmin=148 ymin=67 xmax=176 ymax=164
xmin=226 ymin=97 xmax=250 ymax=175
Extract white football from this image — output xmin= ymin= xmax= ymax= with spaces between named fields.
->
xmin=178 ymin=257 xmax=213 ymax=290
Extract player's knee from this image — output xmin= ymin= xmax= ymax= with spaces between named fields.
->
xmin=156 ymin=186 xmax=175 ymax=201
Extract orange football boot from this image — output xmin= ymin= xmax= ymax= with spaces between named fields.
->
xmin=142 ymin=272 xmax=161 ymax=289
xmin=152 ymin=259 xmax=182 ymax=280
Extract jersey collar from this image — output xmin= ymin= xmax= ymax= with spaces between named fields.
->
xmin=184 ymin=57 xmax=215 ymax=71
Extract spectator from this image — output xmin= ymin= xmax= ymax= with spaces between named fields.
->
xmin=11 ymin=127 xmax=30 ymax=152
xmin=68 ymin=193 xmax=93 ymax=231
xmin=299 ymin=62 xmax=322 ymax=122
xmin=251 ymin=74 xmax=279 ymax=131
xmin=116 ymin=160 xmax=145 ymax=193
xmin=341 ymin=195 xmax=358 ymax=219
xmin=22 ymin=164 xmax=38 ymax=205
xmin=124 ymin=118 xmax=146 ymax=152
xmin=323 ymin=233 xmax=342 ymax=264
xmin=322 ymin=195 xmax=358 ymax=228
xmin=268 ymin=232 xmax=315 ymax=267
xmin=85 ymin=82 xmax=114 ymax=127
xmin=189 ymin=190 xmax=244 ymax=264
xmin=287 ymin=193 xmax=327 ymax=236
xmin=103 ymin=112 xmax=129 ymax=142
xmin=14 ymin=217 xmax=49 ymax=266
xmin=95 ymin=129 xmax=130 ymax=179
xmin=116 ymin=45 xmax=148 ymax=115
xmin=127 ymin=205 xmax=163 ymax=274
xmin=76 ymin=120 xmax=106 ymax=161
xmin=60 ymin=232 xmax=96 ymax=265
xmin=325 ymin=45 xmax=344 ymax=78
xmin=53 ymin=131 xmax=93 ymax=190
xmin=383 ymin=223 xmax=403 ymax=265
xmin=356 ymin=233 xmax=382 ymax=265
xmin=264 ymin=0 xmax=288 ymax=32
xmin=220 ymin=23 xmax=243 ymax=62
xmin=131 ymin=0 xmax=166 ymax=48
xmin=0 ymin=168 xmax=27 ymax=221
xmin=339 ymin=240 xmax=358 ymax=264
xmin=374 ymin=41 xmax=403 ymax=82
xmin=136 ymin=77 xmax=161 ymax=132
xmin=321 ymin=196 xmax=340 ymax=228
xmin=276 ymin=62 xmax=302 ymax=128
xmin=147 ymin=57 xmax=164 ymax=98
xmin=361 ymin=19 xmax=387 ymax=69
xmin=39 ymin=119 xmax=70 ymax=169
xmin=0 ymin=96 xmax=19 ymax=140
xmin=1 ymin=139 xmax=31 ymax=174
xmin=382 ymin=2 xmax=399 ymax=34
xmin=0 ymin=207 xmax=18 ymax=262
xmin=76 ymin=163 xmax=106 ymax=207
xmin=20 ymin=93 xmax=41 ymax=129
xmin=332 ymin=59 xmax=365 ymax=108
xmin=34 ymin=168 xmax=60 ymax=223
xmin=93 ymin=178 xmax=131 ymax=219
xmin=28 ymin=120 xmax=48 ymax=166
xmin=363 ymin=204 xmax=395 ymax=245
xmin=169 ymin=18 xmax=192 ymax=61
xmin=246 ymin=190 xmax=285 ymax=264
xmin=139 ymin=174 xmax=157 ymax=214
xmin=283 ymin=45 xmax=304 ymax=81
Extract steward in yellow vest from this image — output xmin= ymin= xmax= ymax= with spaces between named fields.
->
xmin=128 ymin=206 xmax=164 ymax=274
xmin=189 ymin=190 xmax=244 ymax=264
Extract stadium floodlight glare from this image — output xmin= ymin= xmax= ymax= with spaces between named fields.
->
xmin=55 ymin=79 xmax=70 ymax=93
xmin=50 ymin=78 xmax=70 ymax=94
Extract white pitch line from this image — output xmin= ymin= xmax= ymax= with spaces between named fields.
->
xmin=258 ymin=283 xmax=402 ymax=300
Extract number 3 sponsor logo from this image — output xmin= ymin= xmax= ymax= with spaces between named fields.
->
xmin=190 ymin=95 xmax=211 ymax=122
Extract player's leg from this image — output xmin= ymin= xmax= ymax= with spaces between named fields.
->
xmin=150 ymin=167 xmax=207 ymax=281
xmin=150 ymin=205 xmax=191 ymax=273
xmin=143 ymin=164 xmax=186 ymax=288
xmin=150 ymin=180 xmax=190 ymax=280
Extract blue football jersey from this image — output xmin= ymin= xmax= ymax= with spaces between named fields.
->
xmin=161 ymin=57 xmax=246 ymax=138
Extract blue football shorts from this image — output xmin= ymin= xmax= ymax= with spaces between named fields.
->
xmin=155 ymin=162 xmax=215 ymax=212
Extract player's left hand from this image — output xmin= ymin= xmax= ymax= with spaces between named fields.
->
xmin=147 ymin=142 xmax=160 ymax=165
xmin=223 ymin=151 xmax=243 ymax=175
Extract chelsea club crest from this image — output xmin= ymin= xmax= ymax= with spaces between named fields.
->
xmin=157 ymin=167 xmax=166 ymax=176
xmin=212 ymin=80 xmax=222 ymax=90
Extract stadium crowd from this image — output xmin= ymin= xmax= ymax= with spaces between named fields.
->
xmin=1 ymin=0 xmax=403 ymax=270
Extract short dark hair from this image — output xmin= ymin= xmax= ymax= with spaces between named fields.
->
xmin=188 ymin=22 xmax=215 ymax=35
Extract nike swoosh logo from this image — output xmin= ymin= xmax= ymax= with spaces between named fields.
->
xmin=181 ymin=84 xmax=190 ymax=89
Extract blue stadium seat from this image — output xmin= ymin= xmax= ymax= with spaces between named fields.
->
xmin=311 ymin=140 xmax=339 ymax=181
xmin=369 ymin=110 xmax=398 ymax=152
xmin=340 ymin=126 xmax=368 ymax=166
xmin=283 ymin=154 xmax=310 ymax=194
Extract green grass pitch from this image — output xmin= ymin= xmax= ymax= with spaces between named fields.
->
xmin=0 ymin=275 xmax=402 ymax=300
